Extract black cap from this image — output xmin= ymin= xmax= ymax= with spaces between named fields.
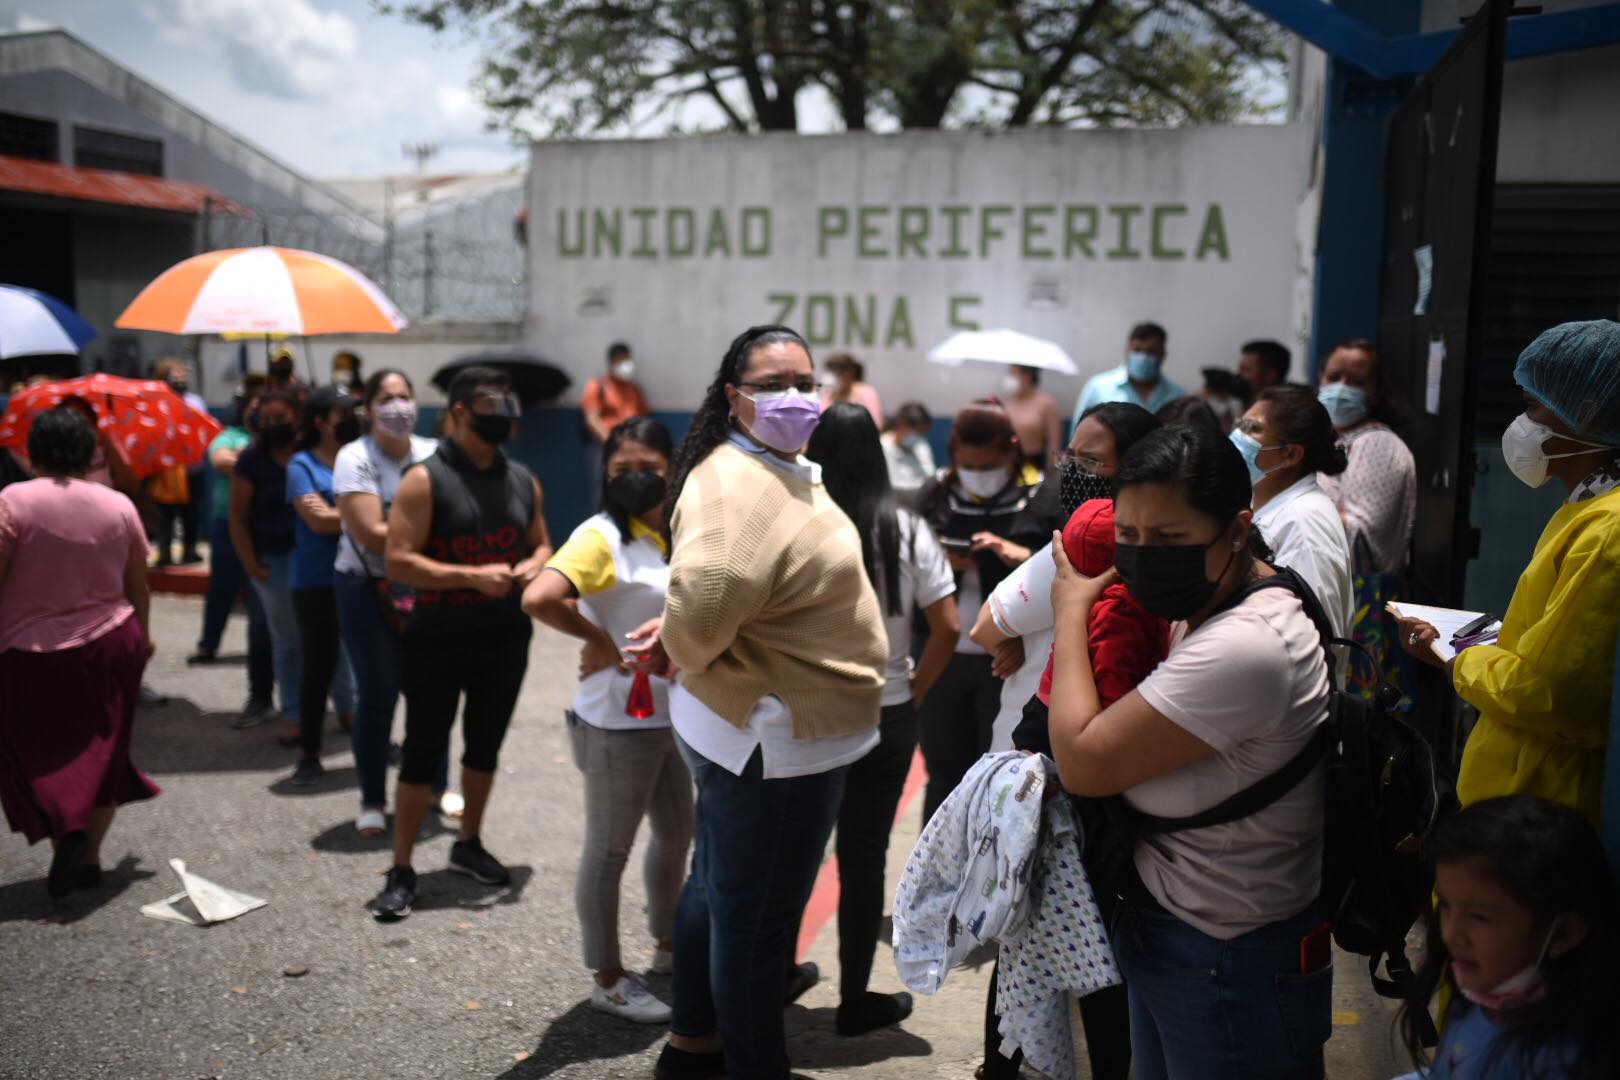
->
xmin=306 ymin=383 xmax=353 ymax=414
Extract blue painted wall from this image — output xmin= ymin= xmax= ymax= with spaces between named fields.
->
xmin=1307 ymin=0 xmax=1420 ymax=376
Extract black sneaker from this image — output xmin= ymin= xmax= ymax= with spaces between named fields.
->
xmin=290 ymin=756 xmax=324 ymax=786
xmin=836 ymin=990 xmax=914 ymax=1036
xmin=48 ymin=830 xmax=87 ymax=900
xmin=653 ymin=1044 xmax=726 ymax=1080
xmin=372 ymin=865 xmax=416 ymax=921
xmin=229 ymin=698 xmax=276 ymax=729
xmin=784 ymin=961 xmax=820 ymax=1005
xmin=448 ymin=837 xmax=510 ymax=885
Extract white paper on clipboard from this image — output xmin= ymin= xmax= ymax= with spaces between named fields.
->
xmin=1387 ymin=601 xmax=1499 ymax=663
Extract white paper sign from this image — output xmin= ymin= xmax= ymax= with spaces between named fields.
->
xmin=1426 ymin=337 xmax=1446 ymax=415
xmin=1414 ymin=244 xmax=1434 ymax=315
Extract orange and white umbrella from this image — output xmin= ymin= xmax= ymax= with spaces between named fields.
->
xmin=115 ymin=246 xmax=407 ymax=336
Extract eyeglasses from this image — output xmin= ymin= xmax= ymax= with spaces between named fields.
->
xmin=737 ymin=379 xmax=817 ymax=395
xmin=1055 ymin=451 xmax=1105 ymax=475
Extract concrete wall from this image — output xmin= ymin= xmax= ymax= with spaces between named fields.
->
xmin=194 ymin=320 xmax=523 ymax=407
xmin=525 ymin=127 xmax=1311 ymax=418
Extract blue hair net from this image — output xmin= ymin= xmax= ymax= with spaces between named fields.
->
xmin=1513 ymin=320 xmax=1620 ymax=444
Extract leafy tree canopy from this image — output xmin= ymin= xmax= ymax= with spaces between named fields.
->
xmin=382 ymin=0 xmax=1285 ymax=136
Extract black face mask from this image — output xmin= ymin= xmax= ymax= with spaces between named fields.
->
xmin=1114 ymin=527 xmax=1238 ymax=622
xmin=606 ymin=470 xmax=667 ymax=517
xmin=334 ymin=415 xmax=362 ymax=444
xmin=469 ymin=412 xmax=514 ymax=447
xmin=1059 ymin=459 xmax=1113 ymax=520
xmin=262 ymin=421 xmax=297 ymax=450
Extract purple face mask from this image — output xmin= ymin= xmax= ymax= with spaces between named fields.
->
xmin=737 ymin=388 xmax=821 ymax=453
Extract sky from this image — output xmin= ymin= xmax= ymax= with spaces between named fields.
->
xmin=0 ymin=0 xmax=528 ymax=178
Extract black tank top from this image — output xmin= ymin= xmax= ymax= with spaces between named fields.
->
xmin=408 ymin=438 xmax=536 ymax=634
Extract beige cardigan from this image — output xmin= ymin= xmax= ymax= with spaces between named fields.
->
xmin=662 ymin=442 xmax=886 ymax=738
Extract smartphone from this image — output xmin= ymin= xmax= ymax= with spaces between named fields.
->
xmin=1451 ymin=612 xmax=1498 ymax=642
xmin=939 ymin=536 xmax=974 ymax=552
xmin=1299 ymin=923 xmax=1333 ymax=974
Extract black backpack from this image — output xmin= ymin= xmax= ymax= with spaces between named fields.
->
xmin=1087 ymin=567 xmax=1451 ymax=1042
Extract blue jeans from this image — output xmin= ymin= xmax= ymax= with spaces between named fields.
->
xmin=671 ymin=737 xmax=847 ymax=1080
xmin=250 ymin=555 xmax=355 ymax=726
xmin=199 ymin=518 xmax=273 ymax=702
xmin=1112 ymin=902 xmax=1332 ymax=1080
xmin=334 ymin=572 xmax=446 ymax=808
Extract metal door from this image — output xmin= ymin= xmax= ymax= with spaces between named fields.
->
xmin=1376 ymin=0 xmax=1509 ymax=605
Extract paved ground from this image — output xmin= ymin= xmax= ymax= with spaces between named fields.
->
xmin=0 ymin=594 xmax=1411 ymax=1079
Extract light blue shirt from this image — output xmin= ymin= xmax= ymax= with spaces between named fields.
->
xmin=1071 ymin=364 xmax=1188 ymax=428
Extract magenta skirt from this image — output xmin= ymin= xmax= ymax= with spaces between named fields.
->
xmin=0 ymin=616 xmax=160 ymax=844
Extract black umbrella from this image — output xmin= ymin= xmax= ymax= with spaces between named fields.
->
xmin=431 ymin=350 xmax=572 ymax=407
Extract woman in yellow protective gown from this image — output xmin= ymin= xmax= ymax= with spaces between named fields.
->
xmin=1397 ymin=320 xmax=1620 ymax=822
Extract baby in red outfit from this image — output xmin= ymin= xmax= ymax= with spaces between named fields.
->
xmin=1036 ymin=498 xmax=1170 ymax=708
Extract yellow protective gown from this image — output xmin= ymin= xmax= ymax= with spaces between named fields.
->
xmin=1453 ymin=486 xmax=1620 ymax=822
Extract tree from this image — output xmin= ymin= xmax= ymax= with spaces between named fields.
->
xmin=382 ymin=0 xmax=1285 ymax=137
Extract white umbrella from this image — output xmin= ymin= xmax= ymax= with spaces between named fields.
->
xmin=928 ymin=328 xmax=1078 ymax=375
xmin=927 ymin=328 xmax=1078 ymax=376
xmin=0 ymin=284 xmax=97 ymax=359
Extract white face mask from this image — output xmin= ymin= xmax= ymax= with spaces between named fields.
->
xmin=957 ymin=466 xmax=1012 ymax=499
xmin=1001 ymin=373 xmax=1024 ymax=396
xmin=1501 ymin=413 xmax=1611 ymax=489
xmin=611 ymin=359 xmax=635 ymax=381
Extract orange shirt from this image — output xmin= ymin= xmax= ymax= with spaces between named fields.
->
xmin=581 ymin=375 xmax=649 ymax=435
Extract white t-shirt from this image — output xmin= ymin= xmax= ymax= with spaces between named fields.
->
xmin=1254 ymin=474 xmax=1354 ymax=641
xmin=879 ymin=511 xmax=957 ymax=707
xmin=984 ymin=541 xmax=1058 ymax=750
xmin=1127 ymin=586 xmax=1329 ymax=940
xmin=332 ymin=434 xmax=438 ymax=577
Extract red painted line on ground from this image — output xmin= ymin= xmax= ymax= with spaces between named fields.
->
xmin=796 ymin=747 xmax=928 ymax=961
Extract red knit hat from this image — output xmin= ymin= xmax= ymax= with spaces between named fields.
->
xmin=1061 ymin=498 xmax=1116 ymax=577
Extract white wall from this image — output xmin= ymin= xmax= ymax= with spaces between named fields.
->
xmin=1422 ymin=0 xmax=1620 ymax=183
xmin=526 ymin=126 xmax=1310 ymax=417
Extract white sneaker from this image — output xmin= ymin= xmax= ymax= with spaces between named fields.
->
xmin=650 ymin=947 xmax=674 ymax=976
xmin=590 ymin=974 xmax=671 ymax=1024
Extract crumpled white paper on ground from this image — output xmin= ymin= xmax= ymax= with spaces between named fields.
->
xmin=139 ymin=858 xmax=267 ymax=925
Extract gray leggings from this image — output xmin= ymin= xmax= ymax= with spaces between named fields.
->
xmin=568 ymin=713 xmax=695 ymax=973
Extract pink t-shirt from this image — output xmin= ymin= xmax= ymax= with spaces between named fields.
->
xmin=0 ymin=478 xmax=145 ymax=653
xmin=821 ymin=383 xmax=884 ymax=428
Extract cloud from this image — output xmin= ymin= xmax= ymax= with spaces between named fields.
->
xmin=145 ymin=0 xmax=357 ymax=100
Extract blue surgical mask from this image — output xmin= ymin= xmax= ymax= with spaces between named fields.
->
xmin=1126 ymin=351 xmax=1161 ymax=383
xmin=1318 ymin=383 xmax=1368 ymax=428
xmin=1229 ymin=429 xmax=1282 ymax=487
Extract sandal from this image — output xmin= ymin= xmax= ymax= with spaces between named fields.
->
xmin=356 ymin=808 xmax=387 ymax=837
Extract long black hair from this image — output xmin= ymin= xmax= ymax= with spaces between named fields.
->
xmin=1080 ymin=401 xmax=1160 ymax=464
xmin=1114 ymin=424 xmax=1273 ymax=562
xmin=1399 ymin=796 xmax=1620 ymax=1079
xmin=601 ymin=416 xmax=674 ymax=536
xmin=806 ymin=403 xmax=903 ymax=616
xmin=663 ymin=324 xmax=811 ymax=537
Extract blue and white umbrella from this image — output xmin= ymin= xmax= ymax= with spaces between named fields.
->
xmin=0 ymin=284 xmax=97 ymax=360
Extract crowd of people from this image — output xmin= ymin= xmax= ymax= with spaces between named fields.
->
xmin=2 ymin=316 xmax=1619 ymax=1080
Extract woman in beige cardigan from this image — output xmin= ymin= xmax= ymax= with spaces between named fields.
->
xmin=641 ymin=325 xmax=888 ymax=1080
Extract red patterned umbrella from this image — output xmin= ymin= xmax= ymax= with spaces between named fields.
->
xmin=0 ymin=373 xmax=223 ymax=478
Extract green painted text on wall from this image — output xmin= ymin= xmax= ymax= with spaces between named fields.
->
xmin=555 ymin=203 xmax=1230 ymax=262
